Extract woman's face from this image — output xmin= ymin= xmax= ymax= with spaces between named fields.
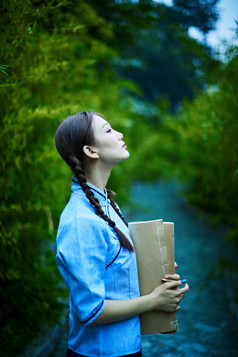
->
xmin=90 ymin=114 xmax=129 ymax=164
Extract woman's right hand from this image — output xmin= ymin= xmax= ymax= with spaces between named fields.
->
xmin=149 ymin=279 xmax=189 ymax=312
xmin=91 ymin=274 xmax=189 ymax=325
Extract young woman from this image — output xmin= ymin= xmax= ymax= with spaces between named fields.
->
xmin=55 ymin=111 xmax=189 ymax=357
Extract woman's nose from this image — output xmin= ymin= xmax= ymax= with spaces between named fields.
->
xmin=115 ymin=130 xmax=123 ymax=140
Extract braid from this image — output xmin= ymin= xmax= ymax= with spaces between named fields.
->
xmin=70 ymin=156 xmax=134 ymax=252
xmin=107 ymin=190 xmax=128 ymax=228
xmin=55 ymin=111 xmax=133 ymax=252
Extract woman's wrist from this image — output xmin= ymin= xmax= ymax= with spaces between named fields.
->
xmin=147 ymin=291 xmax=160 ymax=311
xmin=139 ymin=292 xmax=157 ymax=313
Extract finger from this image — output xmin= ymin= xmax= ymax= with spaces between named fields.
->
xmin=174 ymin=262 xmax=179 ymax=269
xmin=164 ymin=280 xmax=183 ymax=289
xmin=177 ymin=283 xmax=189 ymax=294
xmin=162 ymin=274 xmax=180 ymax=281
xmin=175 ymin=305 xmax=181 ymax=311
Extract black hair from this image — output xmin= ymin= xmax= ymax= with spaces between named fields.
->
xmin=55 ymin=111 xmax=133 ymax=252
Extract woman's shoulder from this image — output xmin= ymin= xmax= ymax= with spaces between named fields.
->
xmin=56 ymin=205 xmax=109 ymax=254
xmin=59 ymin=196 xmax=106 ymax=232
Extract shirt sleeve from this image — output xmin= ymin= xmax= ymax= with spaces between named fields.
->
xmin=56 ymin=215 xmax=108 ymax=325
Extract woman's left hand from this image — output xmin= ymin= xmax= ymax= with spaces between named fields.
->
xmin=162 ymin=262 xmax=180 ymax=282
xmin=162 ymin=273 xmax=180 ymax=282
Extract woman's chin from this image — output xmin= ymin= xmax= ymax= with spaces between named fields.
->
xmin=122 ymin=150 xmax=130 ymax=160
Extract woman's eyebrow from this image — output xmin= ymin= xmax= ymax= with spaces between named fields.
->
xmin=101 ymin=122 xmax=110 ymax=128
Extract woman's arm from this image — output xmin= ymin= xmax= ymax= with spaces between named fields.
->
xmin=91 ymin=276 xmax=189 ymax=325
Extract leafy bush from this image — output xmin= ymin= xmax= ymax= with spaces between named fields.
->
xmin=0 ymin=0 xmax=135 ymax=354
xmin=1 ymin=0 xmax=235 ymax=354
xmin=157 ymin=45 xmax=238 ymax=256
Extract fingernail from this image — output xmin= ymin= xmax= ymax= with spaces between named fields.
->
xmin=175 ymin=263 xmax=179 ymax=268
xmin=181 ymin=279 xmax=186 ymax=284
xmin=162 ymin=278 xmax=169 ymax=282
xmin=163 ymin=275 xmax=168 ymax=278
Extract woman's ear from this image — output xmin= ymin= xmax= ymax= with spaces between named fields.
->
xmin=83 ymin=145 xmax=99 ymax=159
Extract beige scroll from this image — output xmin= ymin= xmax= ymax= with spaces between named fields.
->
xmin=129 ymin=219 xmax=178 ymax=335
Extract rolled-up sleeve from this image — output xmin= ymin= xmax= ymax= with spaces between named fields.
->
xmin=56 ymin=215 xmax=108 ymax=325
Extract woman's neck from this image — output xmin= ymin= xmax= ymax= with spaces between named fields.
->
xmin=85 ymin=163 xmax=113 ymax=192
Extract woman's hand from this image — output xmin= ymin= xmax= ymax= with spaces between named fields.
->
xmin=162 ymin=273 xmax=180 ymax=282
xmin=91 ymin=263 xmax=188 ymax=325
xmin=149 ymin=278 xmax=189 ymax=313
xmin=148 ymin=261 xmax=189 ymax=312
xmin=91 ymin=278 xmax=189 ymax=325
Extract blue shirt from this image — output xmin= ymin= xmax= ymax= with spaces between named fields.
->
xmin=56 ymin=179 xmax=141 ymax=357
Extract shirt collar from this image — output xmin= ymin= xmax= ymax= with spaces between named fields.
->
xmin=71 ymin=177 xmax=109 ymax=204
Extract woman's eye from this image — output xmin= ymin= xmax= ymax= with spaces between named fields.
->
xmin=106 ymin=128 xmax=112 ymax=133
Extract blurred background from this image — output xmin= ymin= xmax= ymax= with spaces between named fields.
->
xmin=0 ymin=0 xmax=238 ymax=356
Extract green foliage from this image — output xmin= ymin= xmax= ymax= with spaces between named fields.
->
xmin=119 ymin=21 xmax=217 ymax=109
xmin=0 ymin=0 xmax=136 ymax=354
xmin=155 ymin=44 xmax=238 ymax=254
xmin=180 ymin=48 xmax=238 ymax=244
xmin=173 ymin=0 xmax=220 ymax=34
xmin=88 ymin=0 xmax=220 ymax=110
xmin=116 ymin=40 xmax=238 ymax=265
xmin=1 ymin=0 xmax=233 ymax=354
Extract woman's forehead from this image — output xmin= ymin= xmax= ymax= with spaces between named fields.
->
xmin=93 ymin=114 xmax=109 ymax=130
